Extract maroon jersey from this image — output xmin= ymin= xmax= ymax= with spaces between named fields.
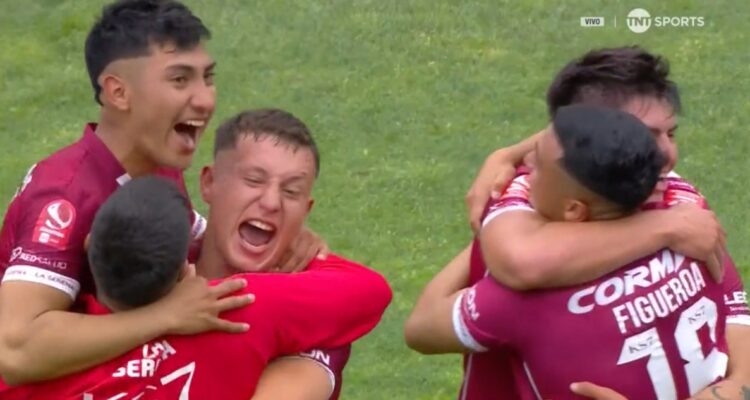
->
xmin=455 ymin=238 xmax=520 ymax=400
xmin=0 ymin=124 xmax=204 ymax=300
xmin=457 ymin=171 xmax=748 ymax=399
xmin=2 ymin=255 xmax=392 ymax=400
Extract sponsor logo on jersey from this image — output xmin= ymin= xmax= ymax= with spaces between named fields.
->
xmin=300 ymin=349 xmax=331 ymax=366
xmin=567 ymin=250 xmax=711 ymax=334
xmin=465 ymin=287 xmax=481 ymax=320
xmin=9 ymin=246 xmax=68 ymax=270
xmin=113 ymin=340 xmax=176 ymax=378
xmin=32 ymin=199 xmax=76 ymax=250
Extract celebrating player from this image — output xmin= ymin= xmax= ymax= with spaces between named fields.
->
xmin=407 ymin=47 xmax=749 ymax=399
xmin=2 ymin=173 xmax=390 ymax=399
xmin=407 ymin=104 xmax=736 ymax=399
xmin=0 ymin=1 xmax=341 ymax=397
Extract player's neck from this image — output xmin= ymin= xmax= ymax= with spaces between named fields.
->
xmin=96 ymin=116 xmax=159 ymax=178
xmin=195 ymin=231 xmax=229 ymax=279
xmin=589 ymin=206 xmax=627 ymax=222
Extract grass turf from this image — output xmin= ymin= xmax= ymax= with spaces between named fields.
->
xmin=0 ymin=1 xmax=748 ymax=398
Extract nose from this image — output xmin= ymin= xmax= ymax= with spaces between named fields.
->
xmin=191 ymin=81 xmax=216 ymax=114
xmin=258 ymin=184 xmax=281 ymax=213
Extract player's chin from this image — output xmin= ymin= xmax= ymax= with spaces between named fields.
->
xmin=158 ymin=153 xmax=193 ymax=171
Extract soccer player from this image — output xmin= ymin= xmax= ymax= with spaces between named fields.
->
xmin=407 ymin=104 xmax=733 ymax=399
xmin=0 ymin=0 xmax=334 ymax=395
xmin=2 ymin=175 xmax=390 ymax=399
xmin=407 ymin=47 xmax=749 ymax=399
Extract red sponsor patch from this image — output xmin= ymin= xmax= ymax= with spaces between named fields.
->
xmin=32 ymin=199 xmax=77 ymax=250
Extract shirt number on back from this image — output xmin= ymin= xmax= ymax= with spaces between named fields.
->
xmin=160 ymin=362 xmax=196 ymax=400
xmin=617 ymin=297 xmax=728 ymax=399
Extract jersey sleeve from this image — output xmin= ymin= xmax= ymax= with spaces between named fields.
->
xmin=720 ymin=253 xmax=750 ymax=326
xmin=290 ymin=345 xmax=351 ymax=400
xmin=452 ymin=277 xmax=521 ymax=352
xmin=481 ymin=173 xmax=534 ymax=228
xmin=244 ymin=256 xmax=392 ymax=356
xmin=1 ymin=184 xmax=89 ymax=300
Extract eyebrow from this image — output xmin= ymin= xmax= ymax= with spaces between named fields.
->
xmin=282 ymin=174 xmax=309 ymax=185
xmin=165 ymin=61 xmax=216 ymax=74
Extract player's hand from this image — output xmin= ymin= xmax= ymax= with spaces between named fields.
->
xmin=465 ymin=149 xmax=517 ymax=233
xmin=275 ymin=225 xmax=329 ymax=273
xmin=570 ymin=382 xmax=627 ymax=400
xmin=156 ymin=265 xmax=254 ymax=335
xmin=662 ymin=203 xmax=727 ymax=283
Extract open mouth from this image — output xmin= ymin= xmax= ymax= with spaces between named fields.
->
xmin=174 ymin=120 xmax=205 ymax=150
xmin=239 ymin=219 xmax=277 ymax=248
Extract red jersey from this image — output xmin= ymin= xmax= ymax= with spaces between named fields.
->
xmin=3 ymin=254 xmax=392 ymax=400
xmin=0 ymin=124 xmax=204 ymax=300
xmin=456 ymin=171 xmax=748 ymax=400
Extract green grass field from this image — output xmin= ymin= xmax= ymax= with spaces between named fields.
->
xmin=1 ymin=1 xmax=749 ymax=398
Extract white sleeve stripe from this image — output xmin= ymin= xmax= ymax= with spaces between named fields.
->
xmin=481 ymin=205 xmax=534 ymax=228
xmin=191 ymin=210 xmax=207 ymax=240
xmin=452 ymin=293 xmax=488 ymax=352
xmin=727 ymin=315 xmax=750 ymax=326
xmin=2 ymin=265 xmax=80 ymax=300
xmin=278 ymin=355 xmax=335 ymax=398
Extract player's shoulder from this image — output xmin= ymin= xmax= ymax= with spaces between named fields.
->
xmin=482 ymin=170 xmax=534 ymax=227
xmin=662 ymin=170 xmax=706 ymax=208
xmin=311 ymin=253 xmax=367 ymax=269
xmin=17 ymin=139 xmax=94 ymax=200
xmin=663 ymin=170 xmax=699 ymax=193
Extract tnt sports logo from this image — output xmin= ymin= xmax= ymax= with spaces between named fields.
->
xmin=627 ymin=8 xmax=651 ymax=33
xmin=626 ymin=8 xmax=705 ymax=33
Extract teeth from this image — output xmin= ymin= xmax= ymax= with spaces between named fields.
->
xmin=183 ymin=120 xmax=205 ymax=127
xmin=248 ymin=219 xmax=274 ymax=231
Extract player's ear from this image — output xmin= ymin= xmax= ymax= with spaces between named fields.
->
xmin=99 ymin=73 xmax=130 ymax=111
xmin=306 ymin=198 xmax=314 ymax=213
xmin=563 ymin=199 xmax=589 ymax=222
xmin=83 ymin=233 xmax=91 ymax=252
xmin=199 ymin=164 xmax=215 ymax=204
xmin=179 ymin=262 xmax=195 ymax=281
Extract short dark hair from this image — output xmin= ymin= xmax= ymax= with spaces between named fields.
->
xmin=546 ymin=46 xmax=681 ymax=116
xmin=85 ymin=0 xmax=210 ymax=105
xmin=88 ymin=176 xmax=191 ymax=309
xmin=553 ymin=104 xmax=665 ymax=212
xmin=214 ymin=108 xmax=320 ymax=177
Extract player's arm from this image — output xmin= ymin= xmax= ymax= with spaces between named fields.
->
xmin=404 ymin=245 xmax=471 ymax=354
xmin=724 ymin=323 xmax=750 ymax=380
xmin=718 ymin=253 xmax=750 ymax=389
xmin=687 ymin=380 xmax=750 ymax=400
xmin=252 ymin=358 xmax=334 ymax=400
xmin=466 ymin=130 xmax=544 ymax=231
xmin=255 ymin=346 xmax=350 ymax=400
xmin=0 ymin=275 xmax=251 ymax=385
xmin=250 ymin=261 xmax=390 ymax=399
xmin=480 ymin=203 xmax=724 ymax=290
